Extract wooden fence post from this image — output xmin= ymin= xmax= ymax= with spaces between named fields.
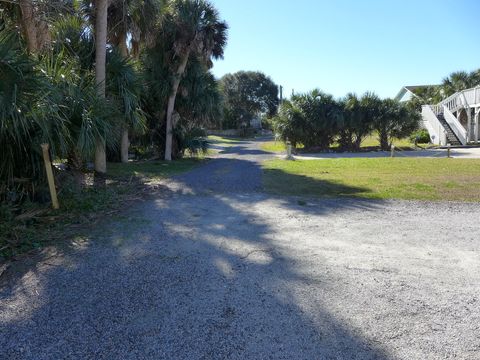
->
xmin=40 ymin=144 xmax=60 ymax=209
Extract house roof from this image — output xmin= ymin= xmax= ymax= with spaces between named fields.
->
xmin=395 ymin=85 xmax=440 ymax=101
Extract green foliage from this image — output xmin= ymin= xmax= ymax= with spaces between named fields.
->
xmin=173 ymin=127 xmax=209 ymax=156
xmin=337 ymin=92 xmax=379 ymax=151
xmin=441 ymin=70 xmax=480 ymax=97
xmin=273 ymin=90 xmax=419 ymax=152
xmin=163 ymin=0 xmax=228 ymax=63
xmin=141 ymin=54 xmax=221 ymax=158
xmin=0 ymin=30 xmax=68 ymax=197
xmin=409 ymin=129 xmax=431 ymax=144
xmin=273 ymin=89 xmax=343 ymax=150
xmin=176 ymin=58 xmax=222 ymax=127
xmin=272 ymin=100 xmax=308 ymax=148
xmin=106 ymin=49 xmax=146 ymax=134
xmin=407 ymin=68 xmax=480 ymax=111
xmin=220 ymin=71 xmax=278 ymax=129
xmin=373 ymin=98 xmax=420 ymax=150
xmin=40 ymin=50 xmax=119 ymax=164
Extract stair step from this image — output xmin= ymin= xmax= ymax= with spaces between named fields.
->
xmin=436 ymin=113 xmax=462 ymax=145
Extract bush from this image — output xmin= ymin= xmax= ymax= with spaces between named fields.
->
xmin=273 ymin=90 xmax=343 ymax=150
xmin=409 ymin=129 xmax=431 ymax=144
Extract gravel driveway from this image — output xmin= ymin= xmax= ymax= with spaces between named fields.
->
xmin=1 ymin=138 xmax=479 ymax=359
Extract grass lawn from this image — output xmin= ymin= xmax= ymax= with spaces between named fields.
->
xmin=360 ymin=134 xmax=414 ymax=149
xmin=263 ymin=158 xmax=480 ymax=201
xmin=261 ymin=141 xmax=287 ymax=152
xmin=208 ymin=135 xmax=249 ymax=145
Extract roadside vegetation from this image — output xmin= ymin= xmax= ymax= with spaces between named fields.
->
xmin=0 ymin=159 xmax=200 ymax=260
xmin=263 ymin=158 xmax=480 ymax=201
xmin=261 ymin=134 xmax=419 ymax=153
xmin=219 ymin=71 xmax=279 ymax=135
xmin=272 ymin=91 xmax=420 ymax=152
xmin=2 ymin=1 xmax=480 ymax=262
xmin=0 ymin=0 xmax=227 ymax=260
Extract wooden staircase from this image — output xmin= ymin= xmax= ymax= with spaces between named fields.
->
xmin=436 ymin=113 xmax=461 ymax=145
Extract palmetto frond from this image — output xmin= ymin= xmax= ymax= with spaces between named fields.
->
xmin=106 ymin=49 xmax=146 ymax=133
xmin=162 ymin=0 xmax=228 ymax=64
xmin=0 ymin=29 xmax=68 ymax=192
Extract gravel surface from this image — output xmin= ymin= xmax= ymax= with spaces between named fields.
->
xmin=1 ymin=138 xmax=479 ymax=359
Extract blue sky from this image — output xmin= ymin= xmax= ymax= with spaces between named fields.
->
xmin=211 ymin=0 xmax=480 ymax=99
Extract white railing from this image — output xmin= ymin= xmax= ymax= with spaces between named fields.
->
xmin=461 ymin=86 xmax=480 ymax=105
xmin=421 ymin=105 xmax=447 ymax=145
xmin=439 ymin=86 xmax=480 ymax=113
xmin=443 ymin=106 xmax=467 ymax=145
xmin=442 ymin=96 xmax=462 ymax=113
xmin=423 ymin=86 xmax=480 ymax=145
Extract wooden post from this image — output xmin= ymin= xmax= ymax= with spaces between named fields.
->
xmin=447 ymin=143 xmax=451 ymax=158
xmin=40 ymin=144 xmax=59 ymax=209
xmin=286 ymin=140 xmax=294 ymax=160
xmin=390 ymin=145 xmax=395 ymax=158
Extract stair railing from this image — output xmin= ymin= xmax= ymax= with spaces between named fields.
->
xmin=421 ymin=105 xmax=447 ymax=145
xmin=461 ymin=86 xmax=480 ymax=105
xmin=440 ymin=92 xmax=461 ymax=113
xmin=443 ymin=105 xmax=467 ymax=145
xmin=438 ymin=86 xmax=480 ymax=112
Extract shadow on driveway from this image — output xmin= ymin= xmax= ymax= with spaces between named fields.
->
xmin=0 ymin=158 xmax=390 ymax=359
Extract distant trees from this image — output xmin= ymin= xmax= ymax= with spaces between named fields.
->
xmin=220 ymin=71 xmax=279 ymax=129
xmin=274 ymin=90 xmax=420 ymax=152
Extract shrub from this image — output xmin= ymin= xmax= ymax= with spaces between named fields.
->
xmin=409 ymin=129 xmax=431 ymax=144
xmin=273 ymin=90 xmax=343 ymax=150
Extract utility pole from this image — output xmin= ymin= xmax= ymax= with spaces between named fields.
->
xmin=279 ymin=85 xmax=283 ymax=103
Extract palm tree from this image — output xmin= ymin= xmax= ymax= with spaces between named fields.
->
xmin=2 ymin=0 xmax=74 ymax=53
xmin=94 ymin=0 xmax=108 ymax=174
xmin=107 ymin=0 xmax=161 ymax=162
xmin=161 ymin=0 xmax=227 ymax=160
xmin=0 ymin=30 xmax=59 ymax=190
xmin=441 ymin=70 xmax=480 ymax=97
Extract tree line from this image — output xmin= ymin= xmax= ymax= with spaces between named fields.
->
xmin=0 ymin=0 xmax=227 ymax=200
xmin=273 ymin=91 xmax=420 ymax=151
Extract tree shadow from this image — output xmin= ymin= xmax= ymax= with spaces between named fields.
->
xmin=0 ymin=158 xmax=393 ymax=358
xmin=263 ymin=168 xmax=372 ymax=199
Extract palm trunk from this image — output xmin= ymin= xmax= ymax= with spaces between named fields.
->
xmin=118 ymin=31 xmax=129 ymax=57
xmin=379 ymin=130 xmax=389 ymax=151
xmin=131 ymin=40 xmax=140 ymax=60
xmin=117 ymin=30 xmax=130 ymax=163
xmin=164 ymin=54 xmax=190 ymax=161
xmin=119 ymin=30 xmax=130 ymax=163
xmin=19 ymin=0 xmax=38 ymax=53
xmin=94 ymin=0 xmax=108 ymax=173
xmin=120 ymin=129 xmax=130 ymax=163
xmin=19 ymin=0 xmax=50 ymax=53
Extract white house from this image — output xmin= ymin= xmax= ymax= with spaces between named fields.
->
xmin=396 ymin=85 xmax=480 ymax=146
xmin=395 ymin=85 xmax=433 ymax=102
xmin=421 ymin=87 xmax=480 ymax=146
